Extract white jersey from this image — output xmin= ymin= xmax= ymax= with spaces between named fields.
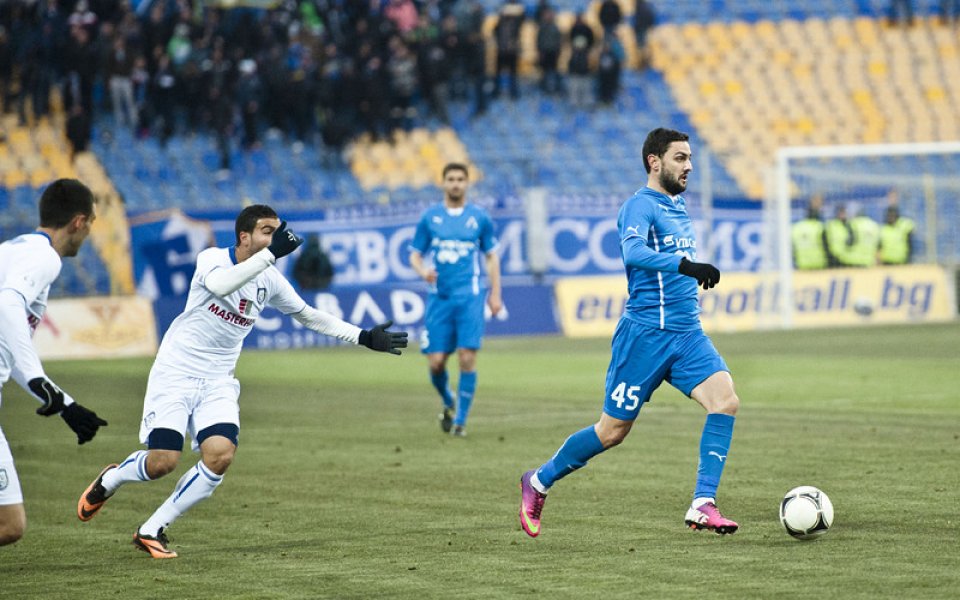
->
xmin=0 ymin=233 xmax=61 ymax=388
xmin=153 ymin=247 xmax=306 ymax=378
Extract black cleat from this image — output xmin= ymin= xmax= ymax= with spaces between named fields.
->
xmin=439 ymin=408 xmax=454 ymax=433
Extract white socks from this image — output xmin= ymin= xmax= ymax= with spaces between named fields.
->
xmin=139 ymin=461 xmax=223 ymax=537
xmin=530 ymin=471 xmax=549 ymax=495
xmin=692 ymin=497 xmax=715 ymax=509
xmin=102 ymin=450 xmax=150 ymax=494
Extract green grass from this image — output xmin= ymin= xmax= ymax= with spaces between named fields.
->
xmin=1 ymin=322 xmax=958 ymax=599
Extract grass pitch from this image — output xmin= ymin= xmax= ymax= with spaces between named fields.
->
xmin=1 ymin=322 xmax=958 ymax=599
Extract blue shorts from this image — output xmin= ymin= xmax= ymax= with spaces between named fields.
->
xmin=602 ymin=317 xmax=729 ymax=421
xmin=420 ymin=293 xmax=486 ymax=354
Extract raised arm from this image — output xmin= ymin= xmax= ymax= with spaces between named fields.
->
xmin=205 ymin=221 xmax=303 ymax=296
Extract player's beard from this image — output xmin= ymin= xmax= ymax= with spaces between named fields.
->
xmin=660 ymin=170 xmax=687 ymax=196
xmin=446 ymin=188 xmax=465 ymax=204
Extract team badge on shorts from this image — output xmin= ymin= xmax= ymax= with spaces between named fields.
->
xmin=0 ymin=468 xmax=8 ymax=491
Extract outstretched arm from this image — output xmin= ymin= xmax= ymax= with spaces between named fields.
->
xmin=291 ymin=307 xmax=408 ymax=355
xmin=291 ymin=305 xmax=363 ymax=344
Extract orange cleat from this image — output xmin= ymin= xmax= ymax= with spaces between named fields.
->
xmin=77 ymin=464 xmax=118 ymax=522
xmin=133 ymin=528 xmax=178 ymax=559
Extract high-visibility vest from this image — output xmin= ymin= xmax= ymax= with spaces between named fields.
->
xmin=825 ymin=219 xmax=853 ymax=266
xmin=791 ymin=219 xmax=827 ymax=269
xmin=847 ymin=216 xmax=880 ymax=266
xmin=879 ymin=218 xmax=915 ymax=264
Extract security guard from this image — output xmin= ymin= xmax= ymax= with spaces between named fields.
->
xmin=879 ymin=206 xmax=915 ymax=264
xmin=825 ymin=205 xmax=854 ymax=267
xmin=847 ymin=208 xmax=880 ymax=267
xmin=791 ymin=206 xmax=828 ymax=269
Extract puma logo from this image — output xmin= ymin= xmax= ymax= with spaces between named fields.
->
xmin=708 ymin=451 xmax=726 ymax=462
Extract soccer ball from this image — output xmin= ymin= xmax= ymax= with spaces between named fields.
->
xmin=853 ymin=297 xmax=874 ymax=317
xmin=780 ymin=486 xmax=834 ymax=540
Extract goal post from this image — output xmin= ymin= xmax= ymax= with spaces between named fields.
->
xmin=767 ymin=141 xmax=960 ymax=328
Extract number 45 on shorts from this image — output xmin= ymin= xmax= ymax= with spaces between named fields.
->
xmin=610 ymin=382 xmax=641 ymax=411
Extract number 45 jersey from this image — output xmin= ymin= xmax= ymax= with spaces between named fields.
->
xmin=410 ymin=204 xmax=499 ymax=298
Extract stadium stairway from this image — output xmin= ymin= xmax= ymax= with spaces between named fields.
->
xmin=0 ymin=112 xmax=134 ymax=296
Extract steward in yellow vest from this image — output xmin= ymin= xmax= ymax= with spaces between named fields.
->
xmin=791 ymin=207 xmax=827 ymax=269
xmin=879 ymin=206 xmax=914 ymax=265
xmin=825 ymin=205 xmax=854 ymax=267
xmin=847 ymin=212 xmax=880 ymax=267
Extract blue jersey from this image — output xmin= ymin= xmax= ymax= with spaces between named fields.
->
xmin=618 ymin=187 xmax=701 ymax=331
xmin=410 ymin=203 xmax=499 ymax=297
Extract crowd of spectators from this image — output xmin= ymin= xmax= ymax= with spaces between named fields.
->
xmin=0 ymin=0 xmax=656 ymax=172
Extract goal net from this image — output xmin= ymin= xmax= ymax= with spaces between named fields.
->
xmin=764 ymin=141 xmax=960 ymax=328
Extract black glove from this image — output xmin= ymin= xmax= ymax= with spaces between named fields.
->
xmin=60 ymin=403 xmax=108 ymax=445
xmin=268 ymin=220 xmax=304 ymax=260
xmin=678 ymin=257 xmax=721 ymax=290
xmin=30 ymin=377 xmax=66 ymax=416
xmin=358 ymin=320 xmax=408 ymax=356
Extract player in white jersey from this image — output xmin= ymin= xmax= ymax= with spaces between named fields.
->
xmin=0 ymin=179 xmax=109 ymax=547
xmin=77 ymin=205 xmax=407 ymax=558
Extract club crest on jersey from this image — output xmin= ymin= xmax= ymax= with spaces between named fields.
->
xmin=238 ymin=299 xmax=251 ymax=315
xmin=466 ymin=216 xmax=478 ymax=229
xmin=0 ymin=468 xmax=8 ymax=491
xmin=257 ymin=287 xmax=266 ymax=303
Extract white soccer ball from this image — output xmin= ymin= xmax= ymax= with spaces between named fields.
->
xmin=780 ymin=486 xmax=834 ymax=540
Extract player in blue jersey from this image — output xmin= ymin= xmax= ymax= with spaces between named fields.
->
xmin=410 ymin=163 xmax=502 ymax=437
xmin=518 ymin=128 xmax=739 ymax=537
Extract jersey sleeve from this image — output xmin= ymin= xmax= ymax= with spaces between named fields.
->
xmin=265 ymin=268 xmax=309 ymax=315
xmin=620 ymin=197 xmax=683 ymax=272
xmin=0 ymin=245 xmax=61 ymax=306
xmin=0 ymin=289 xmax=46 ymax=382
xmin=409 ymin=212 xmax=432 ymax=255
xmin=478 ymin=211 xmax=499 ymax=254
xmin=202 ymin=248 xmax=275 ymax=297
xmin=194 ymin=248 xmax=225 ymax=287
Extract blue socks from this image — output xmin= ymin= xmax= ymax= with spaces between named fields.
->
xmin=430 ymin=370 xmax=454 ymax=409
xmin=694 ymin=413 xmax=736 ymax=500
xmin=536 ymin=425 xmax=605 ymax=489
xmin=454 ymin=371 xmax=477 ymax=427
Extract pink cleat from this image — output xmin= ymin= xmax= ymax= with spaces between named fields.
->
xmin=519 ymin=470 xmax=547 ymax=538
xmin=684 ymin=502 xmax=739 ymax=535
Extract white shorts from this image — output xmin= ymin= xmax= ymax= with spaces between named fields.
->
xmin=139 ymin=368 xmax=241 ymax=453
xmin=0 ymin=425 xmax=24 ymax=506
